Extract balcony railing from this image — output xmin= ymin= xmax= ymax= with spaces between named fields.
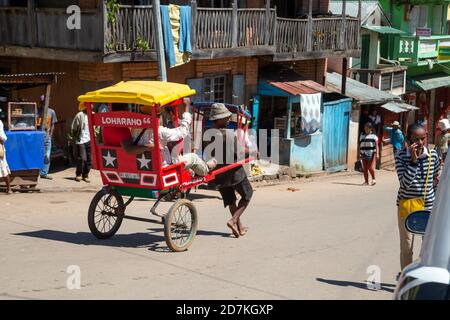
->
xmin=0 ymin=4 xmax=360 ymax=62
xmin=0 ymin=6 xmax=103 ymax=51
xmin=350 ymin=65 xmax=407 ymax=96
xmin=394 ymin=35 xmax=450 ymax=64
xmin=276 ymin=17 xmax=359 ymax=56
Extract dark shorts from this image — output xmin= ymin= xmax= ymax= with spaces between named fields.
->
xmin=219 ymin=176 xmax=253 ymax=208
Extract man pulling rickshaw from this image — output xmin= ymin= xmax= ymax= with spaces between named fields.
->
xmin=78 ymin=81 xmax=255 ymax=252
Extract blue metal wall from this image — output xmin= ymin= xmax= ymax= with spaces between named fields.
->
xmin=322 ymin=98 xmax=352 ymax=172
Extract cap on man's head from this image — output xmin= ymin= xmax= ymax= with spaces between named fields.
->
xmin=391 ymin=121 xmax=400 ymax=127
xmin=209 ymin=103 xmax=232 ymax=121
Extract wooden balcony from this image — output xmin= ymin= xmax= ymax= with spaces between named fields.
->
xmin=350 ymin=65 xmax=407 ymax=96
xmin=394 ymin=34 xmax=450 ymax=66
xmin=0 ymin=6 xmax=104 ymax=60
xmin=0 ymin=3 xmax=360 ymax=63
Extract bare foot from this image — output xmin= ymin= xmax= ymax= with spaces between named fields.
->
xmin=227 ymin=220 xmax=240 ymax=238
xmin=239 ymin=226 xmax=249 ymax=236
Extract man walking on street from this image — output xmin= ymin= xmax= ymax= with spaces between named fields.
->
xmin=395 ymin=123 xmax=440 ymax=274
xmin=37 ymin=95 xmax=57 ymax=180
xmin=383 ymin=121 xmax=405 ymax=157
xmin=71 ymin=103 xmax=91 ymax=182
xmin=207 ymin=103 xmax=255 ymax=238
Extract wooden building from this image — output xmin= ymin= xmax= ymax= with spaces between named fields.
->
xmin=0 ymin=0 xmax=361 ymax=159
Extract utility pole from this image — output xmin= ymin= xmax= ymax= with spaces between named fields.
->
xmin=153 ymin=0 xmax=167 ymax=81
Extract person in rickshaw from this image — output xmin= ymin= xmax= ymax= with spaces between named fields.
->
xmin=206 ymin=103 xmax=255 ymax=238
xmin=102 ymin=104 xmax=216 ymax=177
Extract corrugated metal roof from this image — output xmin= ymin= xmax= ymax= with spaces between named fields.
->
xmin=268 ymin=80 xmax=330 ymax=95
xmin=363 ymin=25 xmax=405 ymax=34
xmin=326 ymin=72 xmax=401 ymax=105
xmin=381 ymin=101 xmax=419 ymax=113
xmin=329 ymin=1 xmax=378 ymax=19
xmin=329 ymin=0 xmax=390 ymax=26
xmin=408 ymin=72 xmax=450 ymax=91
xmin=0 ymin=72 xmax=64 ymax=84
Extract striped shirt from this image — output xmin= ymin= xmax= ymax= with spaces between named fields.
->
xmin=360 ymin=133 xmax=378 ymax=159
xmin=395 ymin=148 xmax=441 ymax=210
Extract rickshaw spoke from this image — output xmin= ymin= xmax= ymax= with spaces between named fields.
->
xmin=105 ymin=215 xmax=112 ymax=230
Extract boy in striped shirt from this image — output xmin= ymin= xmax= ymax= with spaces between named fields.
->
xmin=394 ymin=123 xmax=441 ymax=271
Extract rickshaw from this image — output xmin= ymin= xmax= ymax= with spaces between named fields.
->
xmin=78 ymin=81 xmax=253 ymax=252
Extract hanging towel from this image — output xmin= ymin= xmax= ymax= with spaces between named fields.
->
xmin=179 ymin=6 xmax=192 ymax=54
xmin=161 ymin=5 xmax=176 ymax=68
xmin=300 ymin=93 xmax=322 ymax=135
xmin=160 ymin=5 xmax=192 ymax=68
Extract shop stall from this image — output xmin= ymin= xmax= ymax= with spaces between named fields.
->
xmin=0 ymin=72 xmax=61 ymax=192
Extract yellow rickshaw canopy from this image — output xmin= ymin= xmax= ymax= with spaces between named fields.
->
xmin=78 ymin=81 xmax=196 ymax=107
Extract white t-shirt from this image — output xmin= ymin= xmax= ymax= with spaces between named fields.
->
xmin=131 ymin=122 xmax=190 ymax=166
xmin=77 ymin=113 xmax=91 ymax=145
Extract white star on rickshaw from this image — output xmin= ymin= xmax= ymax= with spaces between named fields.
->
xmin=103 ymin=151 xmax=116 ymax=167
xmin=137 ymin=153 xmax=151 ymax=169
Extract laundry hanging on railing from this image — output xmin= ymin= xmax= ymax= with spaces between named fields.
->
xmin=161 ymin=5 xmax=192 ymax=68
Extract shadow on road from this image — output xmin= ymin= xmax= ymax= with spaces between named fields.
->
xmin=13 ymin=227 xmax=233 ymax=253
xmin=13 ymin=230 xmax=165 ymax=249
xmin=147 ymin=227 xmax=232 ymax=238
xmin=316 ymin=278 xmax=396 ymax=293
xmin=331 ymin=182 xmax=365 ymax=187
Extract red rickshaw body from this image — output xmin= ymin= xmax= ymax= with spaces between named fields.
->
xmin=79 ymin=81 xmax=253 ymax=199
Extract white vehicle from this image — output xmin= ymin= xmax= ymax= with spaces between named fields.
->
xmin=394 ymin=154 xmax=450 ymax=300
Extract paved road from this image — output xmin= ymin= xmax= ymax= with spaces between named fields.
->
xmin=0 ymin=170 xmax=420 ymax=299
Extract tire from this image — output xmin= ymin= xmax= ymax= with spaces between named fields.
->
xmin=164 ymin=199 xmax=198 ymax=252
xmin=88 ymin=189 xmax=125 ymax=239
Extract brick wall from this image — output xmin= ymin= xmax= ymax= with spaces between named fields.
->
xmin=79 ymin=62 xmax=116 ymax=82
xmin=122 ymin=62 xmax=159 ymax=80
xmin=245 ymin=57 xmax=259 ymax=87
xmin=292 ymin=59 xmax=327 ymax=85
xmin=195 ymin=58 xmax=240 ymax=77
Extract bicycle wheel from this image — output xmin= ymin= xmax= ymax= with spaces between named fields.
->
xmin=88 ymin=189 xmax=125 ymax=239
xmin=164 ymin=199 xmax=198 ymax=252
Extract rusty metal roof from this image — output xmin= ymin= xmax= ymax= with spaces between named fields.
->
xmin=259 ymin=66 xmax=330 ymax=96
xmin=268 ymin=80 xmax=330 ymax=95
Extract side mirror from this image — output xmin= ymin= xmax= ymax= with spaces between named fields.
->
xmin=405 ymin=210 xmax=431 ymax=235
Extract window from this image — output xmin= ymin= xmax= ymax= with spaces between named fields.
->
xmin=204 ymin=75 xmax=226 ymax=103
xmin=187 ymin=75 xmax=228 ymax=103
xmin=409 ymin=5 xmax=429 ymax=35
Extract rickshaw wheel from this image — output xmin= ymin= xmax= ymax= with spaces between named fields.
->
xmin=88 ymin=189 xmax=125 ymax=239
xmin=164 ymin=199 xmax=198 ymax=252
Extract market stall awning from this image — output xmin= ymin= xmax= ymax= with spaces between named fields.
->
xmin=0 ymin=72 xmax=64 ymax=90
xmin=381 ymin=101 xmax=419 ymax=113
xmin=408 ymin=72 xmax=450 ymax=91
xmin=362 ymin=25 xmax=405 ymax=34
xmin=326 ymin=72 xmax=401 ymax=105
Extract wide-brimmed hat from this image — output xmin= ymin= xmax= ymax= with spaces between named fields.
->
xmin=209 ymin=103 xmax=232 ymax=121
xmin=391 ymin=121 xmax=400 ymax=127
